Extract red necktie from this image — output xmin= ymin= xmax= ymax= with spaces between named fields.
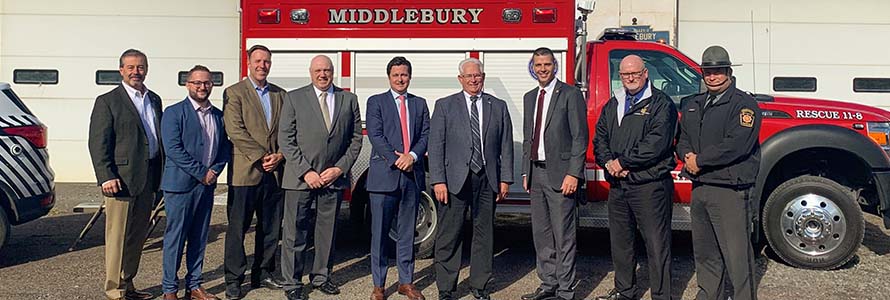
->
xmin=399 ymin=95 xmax=410 ymax=153
xmin=530 ymin=89 xmax=546 ymax=161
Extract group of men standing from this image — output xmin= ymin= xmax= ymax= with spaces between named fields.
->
xmin=89 ymin=43 xmax=761 ymax=300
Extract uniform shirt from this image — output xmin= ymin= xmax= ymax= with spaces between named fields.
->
xmin=121 ymin=81 xmax=159 ymax=159
xmin=313 ymin=85 xmax=336 ymax=123
xmin=189 ymin=97 xmax=218 ymax=167
xmin=463 ymin=90 xmax=485 ymax=164
xmin=390 ymin=89 xmax=418 ymax=161
xmin=249 ymin=78 xmax=273 ymax=128
xmin=531 ymin=78 xmax=557 ymax=161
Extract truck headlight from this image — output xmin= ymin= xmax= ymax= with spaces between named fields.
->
xmin=867 ymin=122 xmax=890 ymax=152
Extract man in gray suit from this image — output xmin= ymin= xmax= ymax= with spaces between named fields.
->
xmin=520 ymin=47 xmax=589 ymax=300
xmin=428 ymin=58 xmax=513 ymax=300
xmin=89 ymin=49 xmax=163 ymax=300
xmin=278 ymin=55 xmax=363 ymax=300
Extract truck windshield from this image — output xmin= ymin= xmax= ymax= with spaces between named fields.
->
xmin=608 ymin=49 xmax=702 ymax=105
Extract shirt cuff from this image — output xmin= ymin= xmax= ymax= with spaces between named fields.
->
xmin=409 ymin=151 xmax=418 ymax=162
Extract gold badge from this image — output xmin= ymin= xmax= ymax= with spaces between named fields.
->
xmin=740 ymin=108 xmax=755 ymax=127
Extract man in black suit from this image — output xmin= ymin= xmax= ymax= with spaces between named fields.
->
xmin=278 ymin=55 xmax=363 ymax=300
xmin=520 ymin=47 xmax=589 ymax=300
xmin=88 ymin=49 xmax=163 ymax=300
xmin=428 ymin=57 xmax=513 ymax=300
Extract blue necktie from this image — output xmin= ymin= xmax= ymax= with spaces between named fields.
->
xmin=625 ymin=95 xmax=635 ymax=115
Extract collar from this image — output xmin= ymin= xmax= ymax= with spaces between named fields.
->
xmin=612 ymin=80 xmax=653 ymax=104
xmin=249 ymin=77 xmax=268 ymax=92
xmin=188 ymin=96 xmax=213 ymax=111
xmin=313 ymin=85 xmax=334 ymax=98
xmin=538 ymin=78 xmax=558 ymax=94
xmin=463 ymin=91 xmax=482 ymax=101
xmin=121 ymin=81 xmax=148 ymax=98
xmin=390 ymin=89 xmax=408 ymax=100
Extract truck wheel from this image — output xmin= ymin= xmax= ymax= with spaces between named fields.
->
xmin=388 ymin=190 xmax=437 ymax=259
xmin=763 ymin=175 xmax=864 ymax=270
xmin=0 ymin=208 xmax=9 ymax=251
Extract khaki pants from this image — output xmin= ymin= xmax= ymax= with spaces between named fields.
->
xmin=104 ymin=192 xmax=155 ymax=299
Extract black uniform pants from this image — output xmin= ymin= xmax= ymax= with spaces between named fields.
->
xmin=691 ymin=183 xmax=758 ymax=300
xmin=608 ymin=177 xmax=673 ymax=300
xmin=434 ymin=170 xmax=495 ymax=295
xmin=224 ymin=173 xmax=283 ymax=286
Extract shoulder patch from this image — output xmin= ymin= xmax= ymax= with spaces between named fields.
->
xmin=740 ymin=108 xmax=755 ymax=127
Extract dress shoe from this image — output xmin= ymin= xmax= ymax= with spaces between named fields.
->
xmin=370 ymin=286 xmax=386 ymax=300
xmin=285 ymin=288 xmax=306 ymax=300
xmin=125 ymin=289 xmax=155 ymax=300
xmin=252 ymin=277 xmax=284 ymax=290
xmin=186 ymin=287 xmax=220 ymax=300
xmin=521 ymin=288 xmax=555 ymax=300
xmin=225 ymin=282 xmax=242 ymax=300
xmin=162 ymin=292 xmax=178 ymax=300
xmin=398 ymin=283 xmax=425 ymax=300
xmin=471 ymin=289 xmax=491 ymax=300
xmin=311 ymin=280 xmax=340 ymax=295
xmin=595 ymin=289 xmax=634 ymax=300
xmin=438 ymin=291 xmax=454 ymax=300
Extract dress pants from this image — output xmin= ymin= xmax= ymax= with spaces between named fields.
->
xmin=691 ymin=183 xmax=758 ymax=300
xmin=103 ymin=158 xmax=160 ymax=300
xmin=370 ymin=173 xmax=419 ymax=287
xmin=529 ymin=162 xmax=577 ymax=300
xmin=280 ymin=188 xmax=343 ymax=291
xmin=607 ymin=177 xmax=673 ymax=300
xmin=161 ymin=184 xmax=215 ymax=293
xmin=434 ymin=170 xmax=495 ymax=294
xmin=224 ymin=173 xmax=283 ymax=286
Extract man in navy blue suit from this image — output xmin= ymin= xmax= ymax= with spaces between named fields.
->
xmin=159 ymin=65 xmax=231 ymax=300
xmin=365 ymin=56 xmax=430 ymax=300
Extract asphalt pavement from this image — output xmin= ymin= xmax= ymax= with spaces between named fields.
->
xmin=1 ymin=183 xmax=889 ymax=300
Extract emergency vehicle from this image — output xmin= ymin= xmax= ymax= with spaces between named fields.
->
xmin=252 ymin=0 xmax=890 ymax=270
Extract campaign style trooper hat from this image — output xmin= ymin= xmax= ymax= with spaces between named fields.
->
xmin=700 ymin=45 xmax=741 ymax=68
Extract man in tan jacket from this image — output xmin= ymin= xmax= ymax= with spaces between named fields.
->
xmin=222 ymin=44 xmax=287 ymax=300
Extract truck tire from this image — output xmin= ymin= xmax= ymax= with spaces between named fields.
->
xmin=0 ymin=208 xmax=9 ymax=251
xmin=388 ymin=190 xmax=437 ymax=259
xmin=762 ymin=175 xmax=864 ymax=270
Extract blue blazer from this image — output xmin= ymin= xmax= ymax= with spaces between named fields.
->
xmin=160 ymin=98 xmax=231 ymax=193
xmin=365 ymin=91 xmax=430 ymax=193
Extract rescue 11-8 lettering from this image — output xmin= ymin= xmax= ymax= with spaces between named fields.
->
xmin=796 ymin=110 xmax=863 ymax=120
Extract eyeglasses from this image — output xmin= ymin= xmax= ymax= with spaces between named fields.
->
xmin=187 ymin=81 xmax=214 ymax=87
xmin=460 ymin=73 xmax=484 ymax=79
xmin=618 ymin=70 xmax=645 ymax=78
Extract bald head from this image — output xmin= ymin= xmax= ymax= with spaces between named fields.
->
xmin=310 ymin=55 xmax=334 ymax=90
xmin=618 ymin=54 xmax=648 ymax=94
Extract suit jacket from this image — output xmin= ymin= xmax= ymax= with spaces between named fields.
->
xmin=159 ymin=98 xmax=231 ymax=192
xmin=428 ymin=91 xmax=513 ymax=193
xmin=88 ymin=85 xmax=164 ymax=197
xmin=278 ymin=84 xmax=363 ymax=190
xmin=223 ymin=79 xmax=286 ymax=186
xmin=521 ymin=80 xmax=589 ymax=189
xmin=365 ymin=91 xmax=430 ymax=192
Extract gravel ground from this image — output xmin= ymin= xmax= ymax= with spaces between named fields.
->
xmin=0 ymin=183 xmax=888 ymax=300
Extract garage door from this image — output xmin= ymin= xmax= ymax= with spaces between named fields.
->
xmin=266 ymin=52 xmax=339 ymax=91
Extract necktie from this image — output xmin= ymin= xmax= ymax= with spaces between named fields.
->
xmin=469 ymin=95 xmax=483 ymax=173
xmin=399 ymin=95 xmax=410 ymax=153
xmin=530 ymin=89 xmax=546 ymax=161
xmin=625 ymin=95 xmax=635 ymax=115
xmin=319 ymin=91 xmax=331 ymax=131
xmin=704 ymin=94 xmax=717 ymax=111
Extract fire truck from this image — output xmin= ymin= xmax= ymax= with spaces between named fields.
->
xmin=240 ymin=0 xmax=890 ymax=270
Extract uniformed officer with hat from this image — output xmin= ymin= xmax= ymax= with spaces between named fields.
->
xmin=676 ymin=45 xmax=761 ymax=300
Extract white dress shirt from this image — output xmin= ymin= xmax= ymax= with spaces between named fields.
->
xmin=531 ymin=79 xmax=558 ymax=161
xmin=313 ymin=85 xmax=336 ymax=123
xmin=121 ymin=81 xmax=159 ymax=159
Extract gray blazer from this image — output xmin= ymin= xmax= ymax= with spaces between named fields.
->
xmin=428 ymin=91 xmax=513 ymax=193
xmin=278 ymin=84 xmax=363 ymax=190
xmin=521 ymin=80 xmax=589 ymax=189
xmin=88 ymin=85 xmax=164 ymax=197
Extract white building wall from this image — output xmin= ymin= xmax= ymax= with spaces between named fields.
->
xmin=0 ymin=0 xmax=241 ymax=182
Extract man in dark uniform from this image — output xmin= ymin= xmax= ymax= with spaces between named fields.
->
xmin=593 ymin=54 xmax=677 ymax=300
xmin=676 ymin=45 xmax=761 ymax=300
